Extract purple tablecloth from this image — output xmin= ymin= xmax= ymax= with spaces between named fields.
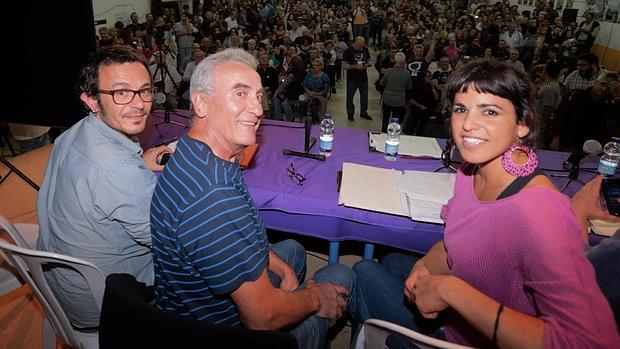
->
xmin=139 ymin=109 xmax=600 ymax=253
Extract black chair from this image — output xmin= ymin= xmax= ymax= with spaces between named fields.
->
xmin=99 ymin=274 xmax=299 ymax=349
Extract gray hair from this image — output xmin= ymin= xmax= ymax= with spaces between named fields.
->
xmin=394 ymin=52 xmax=406 ymax=65
xmin=190 ymin=48 xmax=257 ymax=97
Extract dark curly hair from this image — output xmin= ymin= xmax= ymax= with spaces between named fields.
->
xmin=443 ymin=59 xmax=541 ymax=147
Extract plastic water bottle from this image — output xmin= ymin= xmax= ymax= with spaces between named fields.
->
xmin=598 ymin=138 xmax=620 ymax=177
xmin=319 ymin=114 xmax=334 ymax=156
xmin=385 ymin=118 xmax=401 ymax=161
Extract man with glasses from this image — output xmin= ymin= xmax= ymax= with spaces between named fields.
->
xmin=36 ymin=46 xmax=170 ymax=329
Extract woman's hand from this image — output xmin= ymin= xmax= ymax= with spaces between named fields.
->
xmin=412 ymin=274 xmax=456 ymax=319
xmin=404 ymin=264 xmax=431 ymax=303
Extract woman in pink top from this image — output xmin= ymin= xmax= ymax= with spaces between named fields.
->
xmin=350 ymin=60 xmax=619 ymax=348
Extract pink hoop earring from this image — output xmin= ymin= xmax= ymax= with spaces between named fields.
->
xmin=502 ymin=144 xmax=538 ymax=177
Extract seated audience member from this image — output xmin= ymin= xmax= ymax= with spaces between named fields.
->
xmin=37 ymin=46 xmax=170 ymax=329
xmin=302 ymin=58 xmax=330 ymax=120
xmin=563 ymin=53 xmax=607 ymax=93
xmin=552 ymin=71 xmax=620 ymax=151
xmin=405 ymin=71 xmax=440 ymax=136
xmin=257 ymin=51 xmax=279 ymax=117
xmin=150 ymin=49 xmax=355 ymax=349
xmin=272 ymin=55 xmax=307 ymax=121
xmin=350 ymin=60 xmax=619 ymax=348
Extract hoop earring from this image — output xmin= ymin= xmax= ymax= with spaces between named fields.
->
xmin=502 ymin=143 xmax=538 ymax=177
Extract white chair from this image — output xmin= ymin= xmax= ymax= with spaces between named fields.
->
xmin=0 ymin=239 xmax=105 ymax=349
xmin=355 ymin=319 xmax=474 ymax=349
xmin=0 ymin=214 xmax=39 ymax=295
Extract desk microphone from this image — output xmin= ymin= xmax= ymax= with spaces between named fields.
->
xmin=562 ymin=139 xmax=602 ymax=170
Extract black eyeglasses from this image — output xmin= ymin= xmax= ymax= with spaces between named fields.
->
xmin=98 ymin=88 xmax=155 ymax=105
xmin=286 ymin=162 xmax=306 ymax=186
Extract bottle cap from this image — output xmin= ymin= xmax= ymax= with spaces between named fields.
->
xmin=324 ymin=114 xmax=332 ymax=119
xmin=390 ymin=118 xmax=399 ymax=123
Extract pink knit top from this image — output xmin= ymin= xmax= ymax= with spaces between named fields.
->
xmin=441 ymin=169 xmax=619 ymax=348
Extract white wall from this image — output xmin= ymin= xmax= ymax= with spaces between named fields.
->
xmin=92 ymin=0 xmax=151 ymax=31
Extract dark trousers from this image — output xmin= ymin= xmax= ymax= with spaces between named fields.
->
xmin=335 ymin=59 xmax=343 ymax=80
xmin=381 ymin=104 xmax=405 ymax=133
xmin=346 ymin=79 xmax=369 ymax=116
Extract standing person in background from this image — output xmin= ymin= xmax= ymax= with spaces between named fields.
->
xmin=379 ymin=52 xmax=411 ymax=132
xmin=352 ymin=3 xmax=370 ymax=41
xmin=175 ymin=13 xmax=198 ymax=72
xmin=37 ymin=46 xmax=170 ymax=329
xmin=351 ymin=60 xmax=619 ymax=348
xmin=343 ymin=36 xmax=373 ymax=121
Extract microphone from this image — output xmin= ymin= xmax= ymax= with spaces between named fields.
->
xmin=562 ymin=139 xmax=602 ymax=170
xmin=154 ymin=92 xmax=167 ymax=105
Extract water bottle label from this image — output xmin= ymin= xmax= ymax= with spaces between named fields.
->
xmin=320 ymin=134 xmax=333 ymax=151
xmin=598 ymin=160 xmax=618 ymax=176
xmin=385 ymin=140 xmax=399 ymax=156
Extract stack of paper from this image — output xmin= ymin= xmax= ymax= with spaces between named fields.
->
xmin=395 ymin=170 xmax=456 ymax=224
xmin=338 ymin=163 xmax=456 ymax=224
xmin=338 ymin=163 xmax=407 ymax=216
xmin=369 ymin=133 xmax=443 ymax=159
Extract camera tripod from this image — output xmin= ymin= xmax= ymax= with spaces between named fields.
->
xmin=152 ymin=58 xmax=187 ymax=129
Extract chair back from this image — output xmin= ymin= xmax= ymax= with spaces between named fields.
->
xmin=0 ymin=214 xmax=39 ymax=295
xmin=0 ymin=214 xmax=31 ymax=247
xmin=355 ymin=319 xmax=473 ymax=349
xmin=100 ymin=273 xmax=299 ymax=349
xmin=0 ymin=239 xmax=104 ymax=349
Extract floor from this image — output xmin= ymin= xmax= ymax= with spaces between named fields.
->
xmin=0 ymin=48 xmax=414 ymax=349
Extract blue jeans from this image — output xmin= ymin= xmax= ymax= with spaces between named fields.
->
xmin=270 ymin=240 xmax=356 ymax=349
xmin=350 ymin=253 xmax=441 ymax=349
xmin=346 ymin=80 xmax=368 ymax=116
xmin=271 ymin=99 xmax=295 ymax=121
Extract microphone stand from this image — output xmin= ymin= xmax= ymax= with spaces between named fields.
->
xmin=282 ymin=96 xmax=325 ymax=161
xmin=0 ymin=155 xmax=39 ymax=191
xmin=550 ymin=158 xmax=588 ymax=193
xmin=154 ymin=103 xmax=188 ymax=129
xmin=434 ymin=138 xmax=457 ymax=172
xmin=152 ymin=53 xmax=187 ymax=129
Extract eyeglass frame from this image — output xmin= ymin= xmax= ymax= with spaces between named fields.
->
xmin=286 ymin=162 xmax=306 ymax=186
xmin=98 ymin=87 xmax=155 ymax=105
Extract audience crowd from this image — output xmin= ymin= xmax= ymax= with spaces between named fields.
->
xmin=95 ymin=0 xmax=619 ymax=151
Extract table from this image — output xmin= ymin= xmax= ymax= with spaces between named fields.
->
xmin=139 ymin=109 xmax=600 ymax=263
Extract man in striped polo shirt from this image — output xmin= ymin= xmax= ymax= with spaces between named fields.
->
xmin=150 ymin=48 xmax=356 ymax=349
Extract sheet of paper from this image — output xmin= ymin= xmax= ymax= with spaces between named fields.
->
xmin=338 ymin=163 xmax=408 ymax=216
xmin=397 ymin=170 xmax=456 ymax=203
xmin=369 ymin=133 xmax=443 ymax=158
xmin=405 ymin=196 xmax=445 ymax=224
xmin=396 ymin=170 xmax=455 ymax=224
xmin=589 ymin=219 xmax=620 ymax=237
